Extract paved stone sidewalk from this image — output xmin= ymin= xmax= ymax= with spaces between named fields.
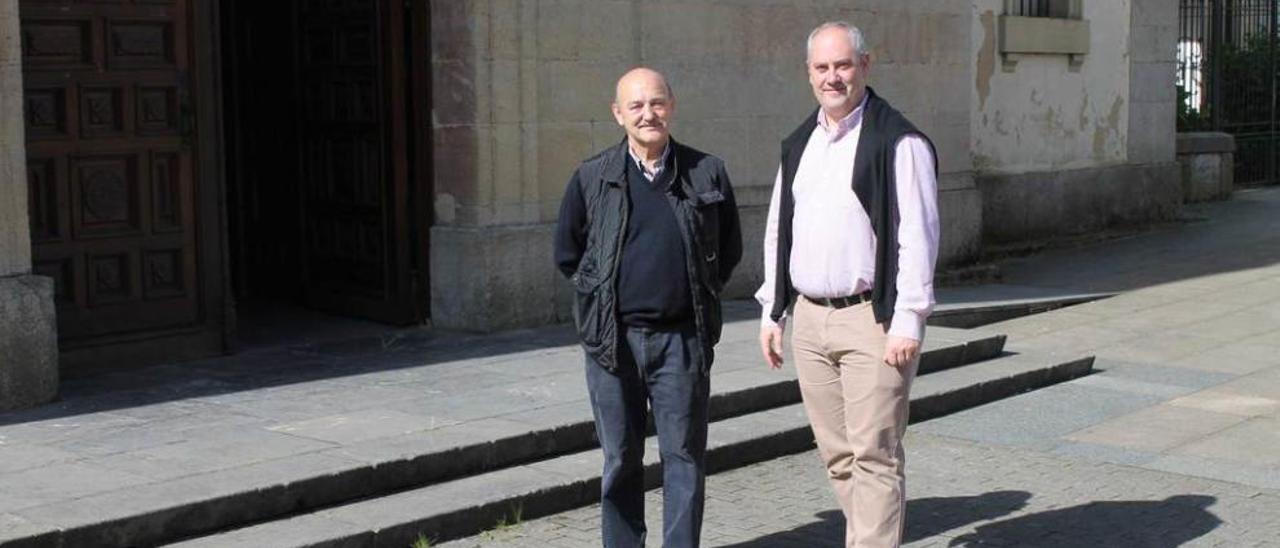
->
xmin=438 ymin=430 xmax=1280 ymax=547
xmin=441 ymin=188 xmax=1280 ymax=547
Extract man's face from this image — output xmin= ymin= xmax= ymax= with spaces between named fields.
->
xmin=807 ymin=27 xmax=870 ymax=119
xmin=612 ymin=71 xmax=674 ymax=150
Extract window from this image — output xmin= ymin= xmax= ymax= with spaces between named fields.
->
xmin=1177 ymin=39 xmax=1205 ymax=120
xmin=999 ymin=0 xmax=1089 ymax=71
xmin=1007 ymin=0 xmax=1082 ymax=19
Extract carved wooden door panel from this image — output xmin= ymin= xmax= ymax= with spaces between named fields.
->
xmin=21 ymin=0 xmax=205 ymax=343
xmin=295 ymin=0 xmax=418 ymax=324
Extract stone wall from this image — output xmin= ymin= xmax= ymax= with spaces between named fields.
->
xmin=0 ymin=276 xmax=58 ymax=411
xmin=978 ymin=163 xmax=1180 ymax=242
xmin=1177 ymin=132 xmax=1235 ymax=203
xmin=0 ymin=2 xmax=58 ymax=410
xmin=429 ymin=1 xmax=978 ymax=330
xmin=1128 ymin=0 xmax=1178 ymax=166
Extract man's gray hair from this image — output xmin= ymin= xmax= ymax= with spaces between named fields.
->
xmin=806 ymin=21 xmax=868 ymax=60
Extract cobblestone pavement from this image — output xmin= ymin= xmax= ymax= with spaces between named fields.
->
xmin=439 ymin=431 xmax=1280 ymax=547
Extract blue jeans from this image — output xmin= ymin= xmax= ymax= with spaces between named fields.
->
xmin=585 ymin=323 xmax=711 ymax=548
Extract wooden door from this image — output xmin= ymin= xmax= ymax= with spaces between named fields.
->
xmin=294 ymin=0 xmax=421 ymax=324
xmin=21 ymin=0 xmax=221 ymax=355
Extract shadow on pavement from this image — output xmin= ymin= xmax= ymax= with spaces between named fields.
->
xmin=993 ymin=189 xmax=1280 ymax=295
xmin=0 ymin=300 xmax=762 ymax=427
xmin=0 ymin=322 xmax=572 ymax=427
xmin=946 ymin=495 xmax=1221 ymax=547
xmin=906 ymin=490 xmax=1033 ymax=542
xmin=714 ymin=509 xmax=841 ymax=548
xmin=720 ymin=492 xmax=1220 ymax=547
xmin=718 ymin=490 xmax=1032 ymax=547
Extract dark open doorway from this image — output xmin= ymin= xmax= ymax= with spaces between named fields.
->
xmin=221 ymin=0 xmax=302 ymax=308
xmin=220 ymin=0 xmax=432 ymax=347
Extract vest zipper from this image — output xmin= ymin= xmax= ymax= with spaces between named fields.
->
xmin=608 ymin=175 xmax=629 ymax=370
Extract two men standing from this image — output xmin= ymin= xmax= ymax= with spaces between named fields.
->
xmin=555 ymin=20 xmax=938 ymax=548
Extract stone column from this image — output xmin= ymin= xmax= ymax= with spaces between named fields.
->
xmin=1128 ymin=0 xmax=1178 ymax=165
xmin=0 ymin=2 xmax=58 ymax=411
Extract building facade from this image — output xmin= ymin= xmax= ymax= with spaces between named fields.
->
xmin=0 ymin=0 xmax=1178 ymax=410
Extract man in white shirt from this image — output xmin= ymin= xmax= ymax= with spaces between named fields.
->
xmin=755 ymin=21 xmax=941 ymax=548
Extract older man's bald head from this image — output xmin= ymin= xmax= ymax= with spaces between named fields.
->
xmin=614 ymin=67 xmax=674 ymax=104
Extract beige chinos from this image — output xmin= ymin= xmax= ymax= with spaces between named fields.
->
xmin=791 ymin=296 xmax=919 ymax=548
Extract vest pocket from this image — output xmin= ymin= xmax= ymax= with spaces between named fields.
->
xmin=571 ymin=268 xmax=606 ymax=347
xmin=692 ymin=191 xmax=724 ymax=293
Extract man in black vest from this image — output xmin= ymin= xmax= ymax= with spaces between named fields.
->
xmin=755 ymin=22 xmax=941 ymax=548
xmin=554 ymin=67 xmax=742 ymax=548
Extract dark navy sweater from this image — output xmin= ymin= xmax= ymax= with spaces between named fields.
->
xmin=553 ymin=150 xmax=693 ymax=328
xmin=615 ymin=155 xmax=692 ymax=327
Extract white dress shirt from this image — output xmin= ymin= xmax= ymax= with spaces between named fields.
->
xmin=754 ymin=98 xmax=941 ymax=341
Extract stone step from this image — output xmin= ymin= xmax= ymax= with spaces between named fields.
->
xmin=930 ymin=290 xmax=1114 ymax=329
xmin=162 ymin=349 xmax=1092 ymax=548
xmin=918 ymin=327 xmax=1007 ymax=375
xmin=0 ymin=329 xmax=1004 ymax=548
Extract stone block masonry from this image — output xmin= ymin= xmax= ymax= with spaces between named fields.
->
xmin=0 ymin=2 xmax=59 ymax=410
xmin=0 ymin=275 xmax=58 ymax=411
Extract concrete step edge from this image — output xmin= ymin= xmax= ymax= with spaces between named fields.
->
xmin=161 ymin=351 xmax=1094 ymax=548
xmin=919 ymin=332 xmax=1007 ymax=375
xmin=930 ymin=293 xmax=1114 ymax=329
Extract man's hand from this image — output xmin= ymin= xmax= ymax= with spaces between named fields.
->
xmin=760 ymin=325 xmax=785 ymax=369
xmin=883 ymin=336 xmax=920 ymax=368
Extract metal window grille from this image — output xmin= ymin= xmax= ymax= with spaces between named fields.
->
xmin=1179 ymin=0 xmax=1280 ymax=186
xmin=1011 ymin=0 xmax=1053 ymax=17
xmin=1005 ymin=0 xmax=1082 ymax=19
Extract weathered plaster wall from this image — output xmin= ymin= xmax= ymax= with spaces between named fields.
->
xmin=971 ymin=0 xmax=1132 ymax=173
xmin=971 ymin=0 xmax=1182 ymax=243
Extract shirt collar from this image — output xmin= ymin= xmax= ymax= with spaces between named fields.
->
xmin=816 ymin=92 xmax=868 ymax=141
xmin=627 ymin=141 xmax=672 ymax=182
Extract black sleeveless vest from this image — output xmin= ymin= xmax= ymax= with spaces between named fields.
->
xmin=770 ymin=87 xmax=937 ymax=325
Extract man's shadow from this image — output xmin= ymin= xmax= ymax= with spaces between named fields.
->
xmin=947 ymin=494 xmax=1221 ymax=547
xmin=720 ymin=493 xmax=1222 ymax=547
xmin=719 ymin=490 xmax=1032 ymax=547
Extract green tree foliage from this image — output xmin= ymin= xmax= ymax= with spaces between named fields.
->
xmin=1181 ymin=32 xmax=1279 ymax=131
